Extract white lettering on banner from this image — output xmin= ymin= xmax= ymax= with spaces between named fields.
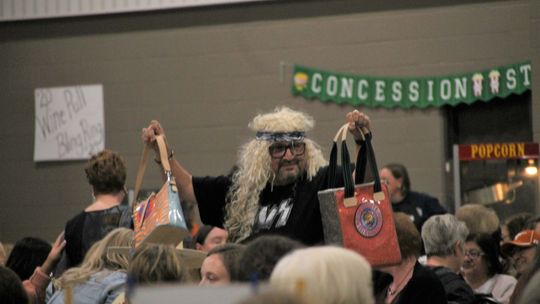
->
xmin=409 ymin=81 xmax=419 ymax=102
xmin=520 ymin=64 xmax=531 ymax=86
xmin=256 ymin=199 xmax=294 ymax=230
xmin=427 ymin=80 xmax=434 ymax=102
xmin=34 ymin=84 xmax=104 ymax=161
xmin=296 ymin=62 xmax=530 ymax=107
xmin=392 ymin=81 xmax=402 ymax=102
xmin=506 ymin=68 xmax=516 ymax=89
xmin=311 ymin=73 xmax=322 ymax=93
xmin=455 ymin=77 xmax=467 ymax=99
xmin=440 ymin=79 xmax=451 ymax=100
xmin=375 ymin=80 xmax=385 ymax=102
xmin=357 ymin=79 xmax=368 ymax=100
xmin=340 ymin=78 xmax=354 ymax=98
xmin=327 ymin=76 xmax=338 ymax=97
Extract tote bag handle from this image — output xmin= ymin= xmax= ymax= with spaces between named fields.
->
xmin=132 ymin=135 xmax=173 ymax=211
xmin=326 ymin=124 xmax=385 ymax=207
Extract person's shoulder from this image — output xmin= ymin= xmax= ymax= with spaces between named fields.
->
xmin=430 ymin=266 xmax=463 ymax=283
xmin=65 ymin=210 xmax=87 ymax=229
xmin=414 ymin=262 xmax=439 ymax=277
xmin=492 ymin=273 xmax=517 ymax=287
xmin=409 ymin=191 xmax=438 ymax=202
xmin=94 ymin=270 xmax=127 ymax=284
xmin=411 ymin=263 xmax=444 ymax=285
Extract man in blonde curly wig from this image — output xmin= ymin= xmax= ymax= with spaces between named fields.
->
xmin=142 ymin=107 xmax=370 ymax=244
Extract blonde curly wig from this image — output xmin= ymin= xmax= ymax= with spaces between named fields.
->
xmin=224 ymin=107 xmax=327 ymax=243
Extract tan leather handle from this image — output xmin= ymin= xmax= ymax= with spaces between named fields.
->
xmin=334 ymin=123 xmax=366 ymax=143
xmin=132 ymin=135 xmax=170 ymax=210
xmin=156 ymin=136 xmax=171 ymax=172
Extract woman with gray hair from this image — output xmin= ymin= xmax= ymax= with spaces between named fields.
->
xmin=422 ymin=214 xmax=475 ymax=304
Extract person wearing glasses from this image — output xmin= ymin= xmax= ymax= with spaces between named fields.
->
xmin=379 ymin=163 xmax=447 ymax=232
xmin=142 ymin=106 xmax=370 ymax=244
xmin=461 ymin=233 xmax=517 ymax=304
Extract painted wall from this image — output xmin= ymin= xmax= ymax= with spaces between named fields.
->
xmin=0 ymin=0 xmax=537 ymax=242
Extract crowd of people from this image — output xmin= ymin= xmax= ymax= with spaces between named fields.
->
xmin=1 ymin=106 xmax=540 ymax=304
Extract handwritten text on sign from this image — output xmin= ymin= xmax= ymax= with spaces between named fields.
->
xmin=34 ymin=84 xmax=105 ymax=161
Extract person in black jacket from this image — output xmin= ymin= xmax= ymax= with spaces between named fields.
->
xmin=380 ymin=163 xmax=446 ymax=232
xmin=422 ymin=214 xmax=475 ymax=304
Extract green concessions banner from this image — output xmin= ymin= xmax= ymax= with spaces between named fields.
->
xmin=292 ymin=61 xmax=531 ymax=108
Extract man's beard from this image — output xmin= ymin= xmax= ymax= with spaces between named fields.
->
xmin=274 ymin=159 xmax=302 ymax=185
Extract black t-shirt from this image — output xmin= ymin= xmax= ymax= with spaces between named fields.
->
xmin=394 ymin=262 xmax=448 ymax=304
xmin=193 ymin=166 xmax=336 ymax=245
xmin=63 ymin=205 xmax=132 ymax=270
xmin=430 ymin=266 xmax=475 ymax=304
xmin=391 ymin=191 xmax=447 ymax=232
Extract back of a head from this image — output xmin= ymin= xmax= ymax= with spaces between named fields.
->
xmin=456 ymin=204 xmax=500 ymax=236
xmin=88 ymin=227 xmax=133 ymax=270
xmin=270 ymin=246 xmax=374 ymax=304
xmin=85 ymin=149 xmax=126 ymax=194
xmin=236 ymin=235 xmax=304 ymax=282
xmin=422 ymin=214 xmax=468 ymax=256
xmin=0 ymin=266 xmax=29 ymax=304
xmin=129 ymin=243 xmax=191 ymax=284
xmin=393 ymin=212 xmax=422 ymax=258
xmin=6 ymin=236 xmax=51 ymax=280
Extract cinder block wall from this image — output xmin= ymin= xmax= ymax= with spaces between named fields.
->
xmin=0 ymin=0 xmax=536 ymax=242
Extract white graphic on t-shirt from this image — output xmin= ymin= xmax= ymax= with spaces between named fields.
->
xmin=257 ymin=198 xmax=293 ymax=230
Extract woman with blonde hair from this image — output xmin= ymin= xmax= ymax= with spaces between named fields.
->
xmin=270 ymin=246 xmax=374 ymax=304
xmin=47 ymin=228 xmax=133 ymax=304
xmin=128 ymin=243 xmax=192 ymax=284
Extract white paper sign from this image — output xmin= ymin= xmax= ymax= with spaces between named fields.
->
xmin=34 ymin=84 xmax=105 ymax=162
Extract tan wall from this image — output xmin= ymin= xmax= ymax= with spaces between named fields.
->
xmin=0 ymin=0 xmax=536 ymax=242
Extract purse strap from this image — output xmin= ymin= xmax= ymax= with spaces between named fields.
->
xmin=132 ymin=135 xmax=173 ymax=211
xmin=327 ymin=124 xmax=385 ymax=207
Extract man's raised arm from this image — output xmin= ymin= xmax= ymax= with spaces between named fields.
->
xmin=141 ymin=120 xmax=197 ymax=205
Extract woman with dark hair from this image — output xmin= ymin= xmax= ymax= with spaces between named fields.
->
xmin=0 ymin=266 xmax=28 ymax=304
xmin=58 ymin=149 xmax=132 ymax=273
xmin=516 ymin=244 xmax=540 ymax=304
xmin=6 ymin=237 xmax=51 ymax=281
xmin=379 ymin=163 xmax=446 ymax=231
xmin=462 ymin=233 xmax=516 ymax=304
xmin=194 ymin=225 xmax=228 ymax=253
xmin=200 ymin=243 xmax=244 ymax=285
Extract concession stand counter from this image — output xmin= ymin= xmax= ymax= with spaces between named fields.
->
xmin=453 ymin=142 xmax=539 ymax=221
